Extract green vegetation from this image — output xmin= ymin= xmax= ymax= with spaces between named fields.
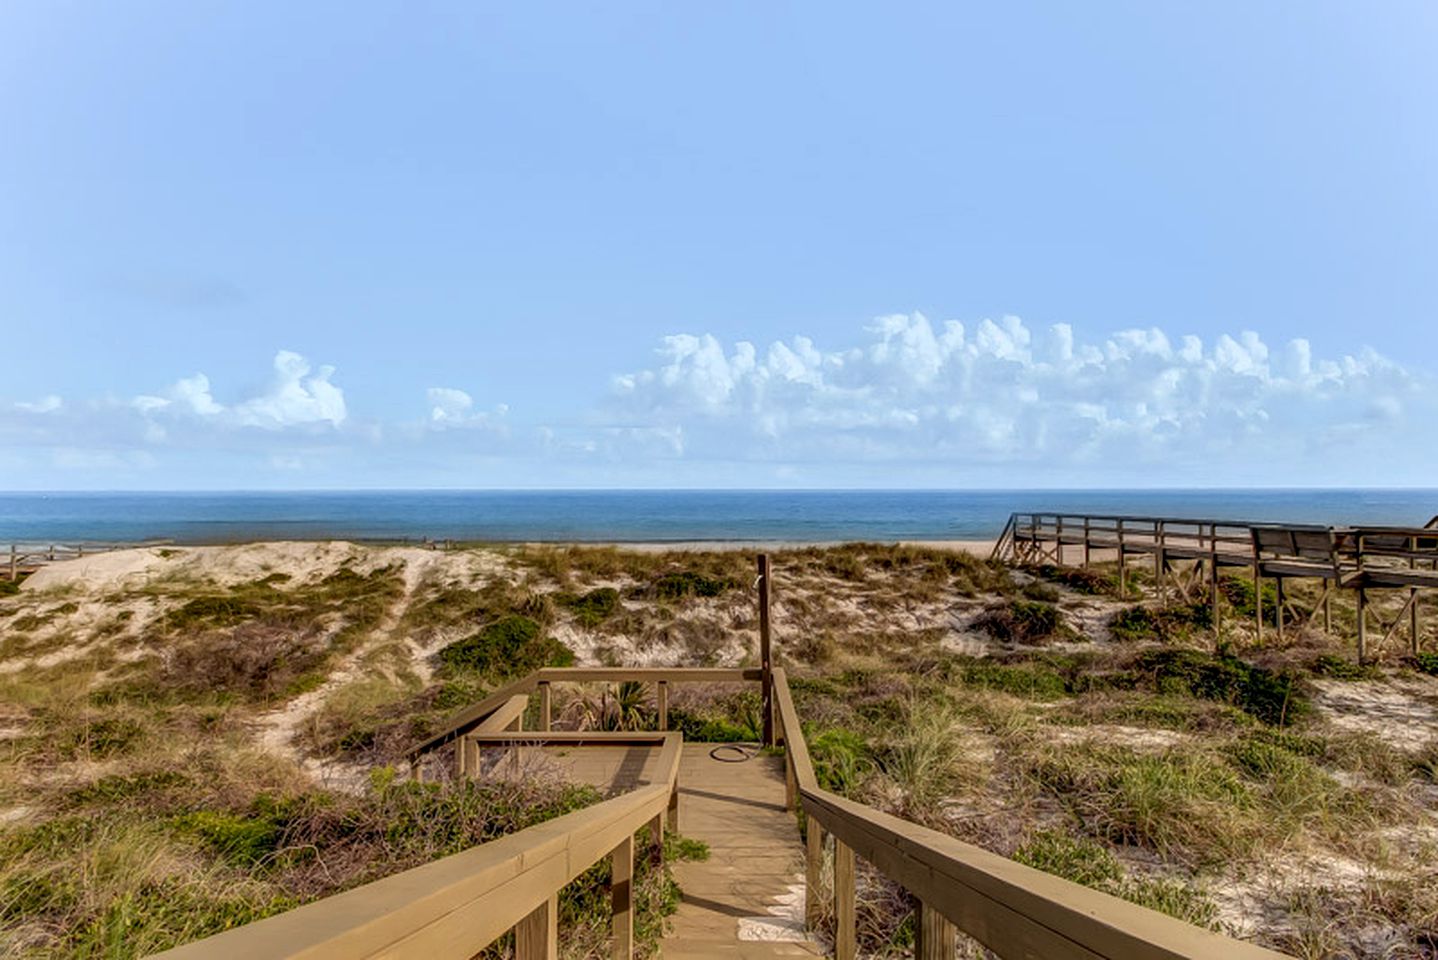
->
xmin=1132 ymin=648 xmax=1308 ymax=726
xmin=649 ymin=571 xmax=735 ymax=600
xmin=1014 ymin=830 xmax=1216 ymax=927
xmin=1108 ymin=602 xmax=1212 ymax=643
xmin=437 ymin=615 xmax=576 ymax=680
xmin=558 ymin=586 xmax=621 ymax=627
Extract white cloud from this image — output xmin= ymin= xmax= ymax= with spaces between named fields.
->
xmin=127 ymin=351 xmax=346 ymax=430
xmin=424 ymin=387 xmax=508 ymax=430
xmin=15 ymin=395 xmax=62 ymax=413
xmin=607 ymin=312 xmax=1433 ymax=477
xmin=233 ymin=351 xmax=346 ymax=428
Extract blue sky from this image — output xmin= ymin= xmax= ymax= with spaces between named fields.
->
xmin=3 ymin=2 xmax=1436 ymax=489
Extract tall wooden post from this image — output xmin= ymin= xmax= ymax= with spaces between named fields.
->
xmin=834 ymin=837 xmax=856 ymax=960
xmin=539 ymin=682 xmax=552 ymax=733
xmin=7 ymin=545 xmax=15 ymax=582
xmin=656 ymin=681 xmax=669 ymax=731
xmin=758 ymin=554 xmax=774 ymax=747
xmin=611 ymin=835 xmax=634 ymax=960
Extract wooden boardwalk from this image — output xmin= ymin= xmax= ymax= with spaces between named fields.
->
xmin=662 ymin=744 xmax=821 ymax=960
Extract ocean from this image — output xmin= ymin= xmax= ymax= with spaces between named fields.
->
xmin=0 ymin=490 xmax=1434 ymax=545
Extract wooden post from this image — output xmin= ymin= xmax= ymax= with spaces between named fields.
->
xmin=805 ymin=819 xmax=825 ymax=929
xmin=456 ymin=735 xmax=468 ymax=778
xmin=1324 ymin=592 xmax=1332 ymax=634
xmin=649 ymin=812 xmax=664 ymax=855
xmin=1357 ymin=588 xmax=1368 ymax=665
xmin=915 ymin=900 xmax=957 ymax=960
xmin=834 ymin=837 xmax=856 ymax=960
xmin=1275 ymin=577 xmax=1285 ymax=640
xmin=516 ymin=894 xmax=558 ymax=960
xmin=784 ymin=753 xmax=797 ymax=811
xmin=1082 ymin=517 xmax=1091 ymax=569
xmin=1413 ymin=591 xmax=1422 ymax=655
xmin=1253 ymin=543 xmax=1263 ymax=646
xmin=1408 ymin=535 xmax=1421 ymax=654
xmin=538 ymin=682 xmax=551 ymax=733
xmin=656 ymin=681 xmax=669 ymax=731
xmin=7 ymin=545 xmax=15 ymax=582
xmin=611 ymin=835 xmax=633 ymax=960
xmin=1116 ymin=520 xmax=1126 ymax=596
xmin=1211 ymin=555 xmax=1221 ymax=639
xmin=758 ymin=554 xmax=774 ymax=747
xmin=667 ymin=785 xmax=679 ymax=832
xmin=1056 ymin=515 xmax=1064 ymax=566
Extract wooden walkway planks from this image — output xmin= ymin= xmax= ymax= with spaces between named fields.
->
xmin=662 ymin=744 xmax=821 ymax=960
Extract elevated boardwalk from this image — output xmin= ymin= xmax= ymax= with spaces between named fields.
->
xmin=994 ymin=511 xmax=1438 ymax=661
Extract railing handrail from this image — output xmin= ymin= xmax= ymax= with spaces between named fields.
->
xmin=409 ymin=667 xmax=762 ymax=762
xmin=770 ymin=667 xmax=1288 ymax=959
xmin=150 ymin=731 xmax=682 ymax=960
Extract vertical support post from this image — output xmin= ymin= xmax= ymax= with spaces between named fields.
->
xmin=915 ymin=900 xmax=957 ymax=960
xmin=1056 ymin=515 xmax=1064 ymax=566
xmin=649 ymin=812 xmax=664 ymax=856
xmin=611 ymin=835 xmax=633 ymax=960
xmin=1082 ymin=518 xmax=1091 ymax=569
xmin=805 ymin=819 xmax=825 ymax=929
xmin=7 ymin=545 xmax=14 ymax=582
xmin=1413 ymin=590 xmax=1422 ymax=656
xmin=516 ymin=894 xmax=558 ymax=960
xmin=1116 ymin=520 xmax=1126 ymax=596
xmin=1357 ymin=588 xmax=1368 ymax=665
xmin=1275 ymin=577 xmax=1285 ymax=640
xmin=1324 ymin=591 xmax=1332 ymax=635
xmin=1253 ymin=539 xmax=1263 ymax=646
xmin=657 ymin=681 xmax=669 ymax=731
xmin=539 ymin=682 xmax=551 ymax=733
xmin=667 ymin=785 xmax=679 ymax=832
xmin=758 ymin=553 xmax=774 ymax=747
xmin=1211 ymin=553 xmax=1221 ymax=639
xmin=455 ymin=735 xmax=468 ymax=778
xmin=1155 ymin=521 xmax=1165 ymax=601
xmin=834 ymin=837 xmax=856 ymax=960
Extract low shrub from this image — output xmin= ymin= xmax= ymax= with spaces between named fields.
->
xmin=437 ymin=615 xmax=575 ymax=680
xmin=1310 ymin=654 xmax=1379 ymax=681
xmin=559 ymin=587 xmax=620 ymax=628
xmin=974 ymin=600 xmax=1067 ymax=644
xmin=1108 ymin=603 xmax=1212 ymax=643
xmin=1131 ymin=648 xmax=1308 ymax=727
xmin=649 ymin=571 xmax=735 ymax=600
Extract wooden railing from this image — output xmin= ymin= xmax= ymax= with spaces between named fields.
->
xmin=150 ymin=657 xmax=1292 ymax=959
xmin=151 ymin=718 xmax=683 ymax=960
xmin=768 ymin=667 xmax=1288 ymax=960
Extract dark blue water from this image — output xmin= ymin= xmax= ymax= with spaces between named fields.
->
xmin=0 ymin=490 xmax=1433 ymax=544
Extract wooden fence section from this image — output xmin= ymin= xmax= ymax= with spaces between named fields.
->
xmin=993 ymin=511 xmax=1438 ymax=662
xmin=4 ymin=541 xmax=171 ymax=580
